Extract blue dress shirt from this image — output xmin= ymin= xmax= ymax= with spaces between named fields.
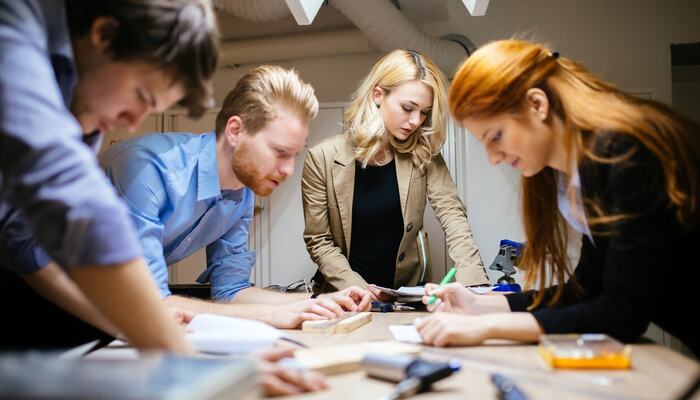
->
xmin=0 ymin=0 xmax=142 ymax=271
xmin=100 ymin=131 xmax=256 ymax=301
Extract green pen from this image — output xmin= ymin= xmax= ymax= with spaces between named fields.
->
xmin=428 ymin=266 xmax=457 ymax=305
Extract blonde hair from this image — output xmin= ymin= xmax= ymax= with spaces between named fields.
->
xmin=215 ymin=65 xmax=318 ymax=135
xmin=449 ymin=39 xmax=700 ymax=309
xmin=345 ymin=49 xmax=448 ymax=171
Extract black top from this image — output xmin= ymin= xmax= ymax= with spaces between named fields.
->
xmin=506 ymin=134 xmax=700 ymax=357
xmin=348 ymin=160 xmax=404 ymax=288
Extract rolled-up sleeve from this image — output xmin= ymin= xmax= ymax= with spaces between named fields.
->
xmin=196 ymin=198 xmax=255 ymax=302
xmin=0 ymin=2 xmax=142 ymax=269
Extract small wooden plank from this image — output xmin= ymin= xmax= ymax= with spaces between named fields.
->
xmin=294 ymin=340 xmax=421 ymax=375
xmin=301 ymin=312 xmax=372 ymax=333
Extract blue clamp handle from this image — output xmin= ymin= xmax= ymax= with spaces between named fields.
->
xmin=492 ymin=283 xmax=522 ymax=292
xmin=371 ymin=301 xmax=394 ymax=313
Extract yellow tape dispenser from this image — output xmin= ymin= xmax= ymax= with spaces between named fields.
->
xmin=539 ymin=334 xmax=632 ymax=369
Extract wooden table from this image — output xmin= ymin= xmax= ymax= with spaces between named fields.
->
xmin=282 ymin=312 xmax=700 ymax=400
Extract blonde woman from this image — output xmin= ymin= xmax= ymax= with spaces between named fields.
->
xmin=302 ymin=49 xmax=489 ymax=299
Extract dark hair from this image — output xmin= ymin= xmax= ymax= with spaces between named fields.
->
xmin=66 ymin=0 xmax=219 ymax=118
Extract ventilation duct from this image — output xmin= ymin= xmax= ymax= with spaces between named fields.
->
xmin=213 ymin=0 xmax=474 ymax=76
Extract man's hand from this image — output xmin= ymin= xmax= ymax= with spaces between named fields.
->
xmin=267 ymin=297 xmax=344 ymax=329
xmin=266 ymin=286 xmax=371 ymax=328
xmin=253 ymin=347 xmax=328 ymax=396
xmin=318 ymin=286 xmax=372 ymax=312
xmin=169 ymin=307 xmax=196 ymax=333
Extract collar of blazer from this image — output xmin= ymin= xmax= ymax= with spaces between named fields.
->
xmin=331 ymin=135 xmax=414 ymax=253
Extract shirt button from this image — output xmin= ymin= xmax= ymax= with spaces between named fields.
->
xmin=398 ymin=252 xmax=405 ymax=262
xmin=406 ymin=223 xmax=413 ymax=232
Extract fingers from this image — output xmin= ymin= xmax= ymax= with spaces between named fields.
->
xmin=424 ymin=283 xmax=438 ymax=293
xmin=299 ymin=312 xmax=326 ymax=322
xmin=415 ymin=315 xmax=449 ymax=347
xmin=258 ymin=361 xmax=328 ymax=396
xmin=254 ymin=346 xmax=295 ymax=362
xmin=356 ymin=290 xmax=372 ymax=311
xmin=325 ymin=293 xmax=358 ymax=312
xmin=169 ymin=307 xmax=195 ymax=325
xmin=367 ymin=285 xmax=385 ymax=302
xmin=310 ymin=298 xmax=345 ymax=318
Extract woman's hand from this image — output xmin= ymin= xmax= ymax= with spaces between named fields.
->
xmin=422 ymin=282 xmax=511 ymax=315
xmin=414 ymin=312 xmax=492 ymax=347
xmin=422 ymin=282 xmax=481 ymax=314
xmin=416 ymin=312 xmax=544 ymax=347
xmin=367 ymin=285 xmax=393 ymax=302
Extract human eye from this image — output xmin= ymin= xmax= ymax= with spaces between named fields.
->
xmin=402 ymin=105 xmax=412 ymax=112
xmin=491 ymin=131 xmax=502 ymax=143
xmin=275 ymin=148 xmax=290 ymax=158
xmin=135 ymin=88 xmax=147 ymax=105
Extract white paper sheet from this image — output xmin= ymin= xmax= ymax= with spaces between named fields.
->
xmin=389 ymin=325 xmax=423 ymax=344
xmin=186 ymin=313 xmax=291 ymax=355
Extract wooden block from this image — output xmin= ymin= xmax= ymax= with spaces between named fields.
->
xmin=294 ymin=341 xmax=421 ymax=375
xmin=301 ymin=312 xmax=372 ymax=333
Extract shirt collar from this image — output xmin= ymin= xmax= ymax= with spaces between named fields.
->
xmin=197 ymin=131 xmax=246 ymax=202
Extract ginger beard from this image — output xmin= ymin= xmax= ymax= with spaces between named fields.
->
xmin=231 ymin=139 xmax=285 ymax=196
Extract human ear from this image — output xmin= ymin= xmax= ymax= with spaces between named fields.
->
xmin=224 ymin=116 xmax=244 ymax=147
xmin=525 ymin=88 xmax=550 ymax=122
xmin=89 ymin=17 xmax=119 ymax=54
xmin=372 ymin=86 xmax=384 ymax=108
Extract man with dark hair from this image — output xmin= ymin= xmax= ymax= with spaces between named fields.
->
xmin=0 ymin=0 xmax=218 ymax=352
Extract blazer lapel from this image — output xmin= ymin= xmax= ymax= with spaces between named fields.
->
xmin=395 ymin=152 xmax=414 ymax=219
xmin=331 ymin=138 xmax=356 ymax=253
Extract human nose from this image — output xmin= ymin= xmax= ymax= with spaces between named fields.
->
xmin=118 ymin=103 xmax=149 ymax=133
xmin=279 ymin=157 xmax=295 ymax=177
xmin=485 ymin=144 xmax=505 ymax=165
xmin=408 ymin=111 xmax=422 ymax=128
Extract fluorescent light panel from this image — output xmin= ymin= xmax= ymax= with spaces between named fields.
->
xmin=285 ymin=0 xmax=324 ymax=25
xmin=461 ymin=0 xmax=490 ymax=16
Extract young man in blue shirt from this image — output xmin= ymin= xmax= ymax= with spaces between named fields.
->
xmin=0 ymin=0 xmax=218 ymax=352
xmin=100 ymin=65 xmax=371 ymax=329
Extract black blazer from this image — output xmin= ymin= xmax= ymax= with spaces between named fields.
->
xmin=507 ymin=133 xmax=699 ymax=357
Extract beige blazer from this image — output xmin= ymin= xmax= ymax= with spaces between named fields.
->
xmin=302 ymin=134 xmax=489 ymax=293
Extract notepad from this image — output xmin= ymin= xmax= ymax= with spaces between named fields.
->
xmin=186 ymin=313 xmax=299 ymax=355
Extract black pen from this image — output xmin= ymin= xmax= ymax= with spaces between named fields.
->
xmin=490 ymin=373 xmax=529 ymax=400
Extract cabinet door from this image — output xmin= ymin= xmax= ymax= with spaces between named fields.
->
xmin=163 ymin=109 xmax=218 ymax=133
xmin=262 ymin=105 xmax=345 ymax=287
